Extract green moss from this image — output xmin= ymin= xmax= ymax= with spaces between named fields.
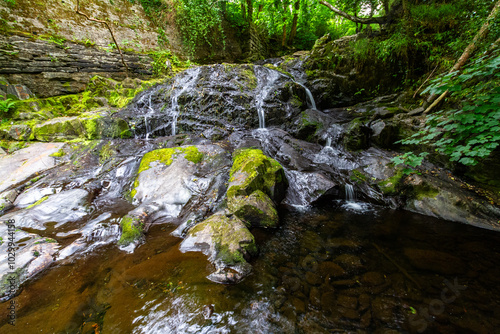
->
xmin=118 ymin=215 xmax=143 ymax=246
xmin=414 ymin=184 xmax=439 ymax=200
xmin=378 ymin=169 xmax=406 ymax=195
xmin=227 ymin=148 xmax=285 ymax=201
xmin=350 ymin=169 xmax=367 ymax=183
xmin=99 ymin=141 xmax=114 ymax=163
xmin=137 ymin=146 xmax=203 ymax=174
xmin=26 ymin=196 xmax=49 ymax=209
xmin=263 ymin=64 xmax=293 ymax=78
xmin=50 ymin=149 xmax=65 ymax=157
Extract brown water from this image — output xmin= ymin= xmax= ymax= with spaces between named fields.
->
xmin=2 ymin=204 xmax=500 ymax=333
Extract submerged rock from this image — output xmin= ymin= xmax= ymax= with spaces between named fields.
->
xmin=180 ymin=212 xmax=257 ymax=283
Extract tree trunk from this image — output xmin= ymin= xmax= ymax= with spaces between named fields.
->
xmin=288 ymin=0 xmax=300 ymax=44
xmin=75 ymin=0 xmax=129 ymax=73
xmin=241 ymin=1 xmax=247 ymax=21
xmin=319 ymin=0 xmax=387 ymax=24
xmin=246 ymin=0 xmax=253 ymax=23
xmin=424 ymin=0 xmax=500 ymax=113
xmin=282 ymin=18 xmax=287 ymax=47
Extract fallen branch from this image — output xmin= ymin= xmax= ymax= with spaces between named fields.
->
xmin=76 ymin=0 xmax=129 ymax=73
xmin=413 ymin=65 xmax=438 ymax=99
xmin=372 ymin=242 xmax=421 ymax=289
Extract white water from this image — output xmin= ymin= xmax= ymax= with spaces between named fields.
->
xmin=167 ymin=67 xmax=201 ymax=135
xmin=255 ymin=67 xmax=281 ymax=129
xmin=297 ymin=83 xmax=317 ymax=110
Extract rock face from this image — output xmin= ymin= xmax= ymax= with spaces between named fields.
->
xmin=32 ymin=115 xmax=131 ymax=141
xmin=119 ymin=64 xmax=309 ymax=138
xmin=0 ymin=35 xmax=154 ymax=98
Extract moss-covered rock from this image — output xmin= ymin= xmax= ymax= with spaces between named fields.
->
xmin=180 ymin=212 xmax=257 ymax=283
xmin=225 ymin=148 xmax=286 ymax=229
xmin=118 ymin=215 xmax=143 ymax=246
xmin=343 ymin=118 xmax=370 ymax=151
xmin=227 ymin=148 xmax=287 ymax=203
xmin=32 ymin=115 xmax=131 ymax=141
xmin=227 ymin=190 xmax=279 ymax=228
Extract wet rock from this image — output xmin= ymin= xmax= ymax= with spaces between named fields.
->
xmin=282 ymin=275 xmax=302 ymax=292
xmin=0 ymin=142 xmax=64 ymax=193
xmin=343 ymin=118 xmax=370 ymax=151
xmin=318 ymin=261 xmax=346 ymax=278
xmin=334 ymin=254 xmax=364 ymax=272
xmin=284 ymin=170 xmax=339 ymax=206
xmin=180 ymin=212 xmax=257 ymax=284
xmin=292 ymin=297 xmax=306 ymax=314
xmin=305 ymin=272 xmax=323 ymax=286
xmin=1 ymin=189 xmax=90 ymax=230
xmin=118 ymin=214 xmax=144 ymax=247
xmin=326 ymin=238 xmax=362 ymax=251
xmin=226 ymin=148 xmax=287 ymax=227
xmin=320 ymin=291 xmax=337 ymax=313
xmin=0 ymin=224 xmax=59 ymax=299
xmin=371 ymin=297 xmax=398 ymax=323
xmin=131 ymin=145 xmax=229 ymax=224
xmin=404 ymin=248 xmax=466 ymax=275
xmin=361 ymin=271 xmax=385 ymax=286
xmin=337 ymin=295 xmax=358 ymax=309
xmin=309 ymin=287 xmax=322 ymax=308
xmin=120 ymin=64 xmax=307 ymax=137
xmin=227 ymin=190 xmax=278 ymax=228
xmin=33 ymin=115 xmax=131 ymax=141
xmin=359 ymin=294 xmax=371 ymax=311
xmin=0 ymin=124 xmax=32 ymax=141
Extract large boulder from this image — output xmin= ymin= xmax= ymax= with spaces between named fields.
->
xmin=226 ymin=148 xmax=287 ymax=227
xmin=130 ymin=145 xmax=231 ymax=234
xmin=180 ymin=212 xmax=257 ymax=283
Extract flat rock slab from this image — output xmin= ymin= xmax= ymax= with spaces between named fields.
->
xmin=0 ymin=142 xmax=64 ymax=193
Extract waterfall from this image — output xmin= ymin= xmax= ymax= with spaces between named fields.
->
xmin=144 ymin=115 xmax=150 ymax=140
xmin=297 ymin=83 xmax=317 ymax=110
xmin=168 ymin=67 xmax=201 ymax=135
xmin=345 ymin=184 xmax=356 ymax=202
xmin=325 ymin=137 xmax=332 ymax=148
xmin=255 ymin=67 xmax=281 ymax=129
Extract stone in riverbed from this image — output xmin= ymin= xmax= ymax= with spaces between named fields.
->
xmin=404 ymin=248 xmax=466 ymax=275
xmin=227 ymin=190 xmax=278 ymax=228
xmin=226 ymin=148 xmax=287 ymax=228
xmin=180 ymin=212 xmax=257 ymax=284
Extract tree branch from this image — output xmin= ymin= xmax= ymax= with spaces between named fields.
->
xmin=76 ymin=0 xmax=129 ymax=73
xmin=424 ymin=0 xmax=500 ymax=113
xmin=319 ymin=0 xmax=387 ymax=25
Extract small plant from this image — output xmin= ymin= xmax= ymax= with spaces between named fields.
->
xmin=5 ymin=0 xmax=15 ymax=5
xmin=0 ymin=98 xmax=16 ymax=113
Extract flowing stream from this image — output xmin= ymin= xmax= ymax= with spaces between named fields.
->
xmin=1 ymin=64 xmax=499 ymax=333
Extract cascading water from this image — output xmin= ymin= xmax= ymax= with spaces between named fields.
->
xmin=167 ymin=67 xmax=201 ymax=135
xmin=297 ymin=83 xmax=317 ymax=110
xmin=345 ymin=184 xmax=356 ymax=202
xmin=254 ymin=67 xmax=281 ymax=129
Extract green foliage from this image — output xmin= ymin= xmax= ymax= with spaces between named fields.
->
xmin=395 ymin=51 xmax=500 ymax=167
xmin=175 ymin=0 xmax=225 ymax=56
xmin=149 ymin=50 xmax=189 ymax=76
xmin=0 ymin=98 xmax=16 ymax=113
xmin=4 ymin=0 xmax=15 ymax=5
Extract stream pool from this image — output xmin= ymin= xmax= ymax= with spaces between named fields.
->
xmin=1 ymin=203 xmax=500 ymax=333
